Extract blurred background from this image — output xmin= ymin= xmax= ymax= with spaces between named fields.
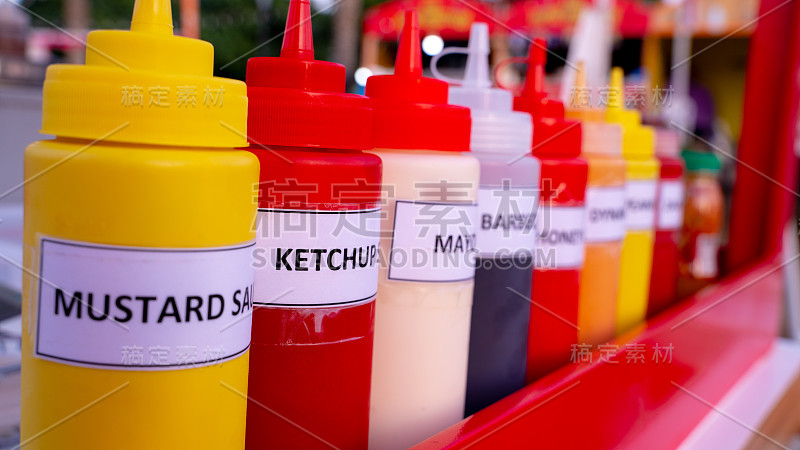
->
xmin=0 ymin=0 xmax=755 ymax=288
xmin=0 ymin=0 xmax=754 ymax=191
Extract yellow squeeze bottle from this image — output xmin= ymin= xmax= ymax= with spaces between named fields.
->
xmin=21 ymin=1 xmax=257 ymax=448
xmin=606 ymin=68 xmax=659 ymax=335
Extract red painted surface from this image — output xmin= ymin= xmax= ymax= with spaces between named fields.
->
xmin=416 ymin=256 xmax=782 ymax=449
xmin=726 ymin=0 xmax=800 ymax=271
xmin=648 ymin=156 xmax=684 ymax=318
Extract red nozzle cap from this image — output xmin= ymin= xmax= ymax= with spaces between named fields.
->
xmin=512 ymin=38 xmax=581 ymax=158
xmin=523 ymin=38 xmax=546 ymax=96
xmin=280 ymin=0 xmax=314 ymax=60
xmin=245 ymin=0 xmax=371 ymax=149
xmin=395 ymin=10 xmax=423 ymax=77
xmin=365 ymin=10 xmax=470 ymax=152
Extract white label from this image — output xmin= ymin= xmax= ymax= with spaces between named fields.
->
xmin=535 ymin=205 xmax=585 ymax=269
xmin=657 ymin=180 xmax=685 ymax=230
xmin=625 ymin=180 xmax=657 ymax=231
xmin=584 ymin=186 xmax=626 ymax=242
xmin=35 ymin=237 xmax=254 ymax=371
xmin=475 ymin=186 xmax=538 ymax=258
xmin=253 ymin=208 xmax=381 ymax=307
xmin=692 ymin=233 xmax=719 ymax=279
xmin=388 ymin=200 xmax=478 ymax=282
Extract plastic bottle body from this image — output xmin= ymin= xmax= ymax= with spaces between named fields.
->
xmin=648 ymin=156 xmax=684 ymax=318
xmin=527 ymin=156 xmax=589 ymax=382
xmin=465 ymin=152 xmax=539 ymax=416
xmin=578 ymin=154 xmax=626 ymax=346
xmin=245 ymin=146 xmax=381 ymax=450
xmin=22 ymin=138 xmax=258 ymax=449
xmin=679 ymin=170 xmax=724 ymax=296
xmin=615 ymin=157 xmax=660 ymax=335
xmin=367 ymin=148 xmax=479 ymax=450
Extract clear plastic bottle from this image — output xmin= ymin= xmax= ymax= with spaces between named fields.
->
xmin=433 ymin=23 xmax=540 ymax=415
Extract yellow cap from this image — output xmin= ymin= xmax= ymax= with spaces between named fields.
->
xmin=604 ymin=67 xmax=653 ymax=159
xmin=41 ymin=0 xmax=247 ymax=147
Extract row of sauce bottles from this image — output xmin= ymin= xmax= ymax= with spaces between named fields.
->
xmin=20 ymin=1 xmax=724 ymax=448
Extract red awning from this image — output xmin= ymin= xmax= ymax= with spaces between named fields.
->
xmin=363 ymin=0 xmax=654 ymax=40
xmin=505 ymin=0 xmax=651 ymax=38
xmin=362 ymin=0 xmax=496 ymax=41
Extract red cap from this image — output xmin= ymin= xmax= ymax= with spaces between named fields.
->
xmin=245 ymin=0 xmax=372 ymax=149
xmin=512 ymin=38 xmax=581 ymax=158
xmin=365 ymin=10 xmax=471 ymax=152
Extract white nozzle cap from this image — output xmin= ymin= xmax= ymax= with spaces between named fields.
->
xmin=431 ymin=22 xmax=532 ymax=155
xmin=463 ymin=23 xmax=491 ymax=89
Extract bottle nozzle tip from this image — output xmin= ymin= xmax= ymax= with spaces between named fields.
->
xmin=280 ymin=0 xmax=315 ymax=59
xmin=395 ymin=10 xmax=422 ymax=77
xmin=521 ymin=37 xmax=547 ymax=97
xmin=131 ymin=0 xmax=174 ymax=35
xmin=531 ymin=38 xmax=547 ymax=65
xmin=467 ymin=23 xmax=490 ymax=56
xmin=463 ymin=22 xmax=491 ymax=88
xmin=574 ymin=61 xmax=586 ymax=89
xmin=608 ymin=67 xmax=624 ymax=110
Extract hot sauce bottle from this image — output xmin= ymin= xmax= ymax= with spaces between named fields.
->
xmin=512 ymin=40 xmax=589 ymax=382
xmin=678 ymin=149 xmax=723 ymax=297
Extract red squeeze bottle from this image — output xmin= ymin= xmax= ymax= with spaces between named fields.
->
xmin=513 ymin=39 xmax=588 ymax=382
xmin=647 ymin=130 xmax=685 ymax=318
xmin=243 ymin=0 xmax=382 ymax=448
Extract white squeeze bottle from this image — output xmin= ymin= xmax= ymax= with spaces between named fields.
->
xmin=365 ymin=10 xmax=480 ymax=450
xmin=432 ymin=22 xmax=540 ymax=416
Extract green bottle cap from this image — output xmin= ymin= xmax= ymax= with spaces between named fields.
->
xmin=681 ymin=149 xmax=721 ymax=173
